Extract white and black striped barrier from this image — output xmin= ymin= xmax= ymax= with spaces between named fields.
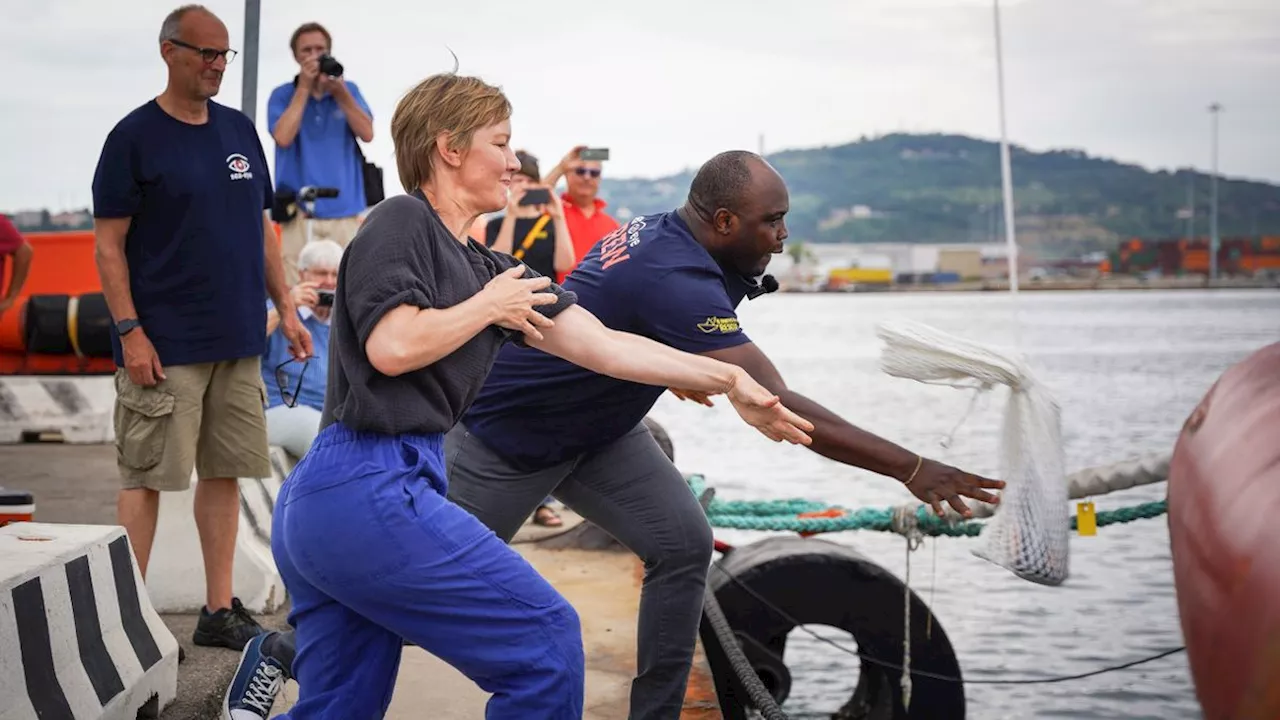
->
xmin=0 ymin=523 xmax=179 ymax=720
xmin=0 ymin=376 xmax=115 ymax=444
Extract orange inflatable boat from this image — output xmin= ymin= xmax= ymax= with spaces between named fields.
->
xmin=1167 ymin=341 xmax=1280 ymax=719
xmin=2 ymin=225 xmax=283 ymax=375
xmin=0 ymin=231 xmax=115 ymax=374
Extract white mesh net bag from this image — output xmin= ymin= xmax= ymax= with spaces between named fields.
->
xmin=876 ymin=318 xmax=1070 ymax=586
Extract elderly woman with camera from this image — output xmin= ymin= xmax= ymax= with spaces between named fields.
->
xmin=261 ymin=239 xmax=343 ymax=460
xmin=259 ymin=72 xmax=813 ymax=719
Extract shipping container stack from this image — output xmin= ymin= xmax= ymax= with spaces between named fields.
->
xmin=1111 ymin=237 xmax=1280 ymax=277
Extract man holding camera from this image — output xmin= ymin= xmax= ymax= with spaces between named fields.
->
xmin=268 ymin=22 xmax=374 ymax=286
xmin=261 ymin=240 xmax=342 ymax=460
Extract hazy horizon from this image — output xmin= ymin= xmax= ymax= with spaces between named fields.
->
xmin=5 ymin=0 xmax=1278 ymax=212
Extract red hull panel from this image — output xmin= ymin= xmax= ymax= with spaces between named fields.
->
xmin=1168 ymin=341 xmax=1280 ymax=720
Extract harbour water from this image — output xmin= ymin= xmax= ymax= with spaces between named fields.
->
xmin=647 ymin=289 xmax=1280 ymax=719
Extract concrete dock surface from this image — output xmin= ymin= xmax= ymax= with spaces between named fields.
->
xmin=3 ymin=441 xmax=722 ymax=719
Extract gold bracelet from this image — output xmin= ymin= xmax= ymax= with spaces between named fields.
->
xmin=903 ymin=455 xmax=923 ymax=486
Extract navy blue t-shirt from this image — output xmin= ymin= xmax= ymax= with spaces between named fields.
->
xmin=462 ymin=211 xmax=757 ymax=470
xmin=91 ymin=100 xmax=273 ymax=367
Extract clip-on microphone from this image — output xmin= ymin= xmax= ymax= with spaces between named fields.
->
xmin=745 ymin=273 xmax=779 ymax=300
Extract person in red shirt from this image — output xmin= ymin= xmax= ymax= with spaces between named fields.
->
xmin=0 ymin=214 xmax=34 ymax=321
xmin=542 ymin=145 xmax=620 ymax=281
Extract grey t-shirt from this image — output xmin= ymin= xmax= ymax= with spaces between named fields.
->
xmin=319 ymin=190 xmax=578 ymax=436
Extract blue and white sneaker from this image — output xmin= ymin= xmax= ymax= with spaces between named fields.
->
xmin=223 ymin=632 xmax=287 ymax=720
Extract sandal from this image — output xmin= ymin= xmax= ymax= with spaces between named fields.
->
xmin=533 ymin=505 xmax=563 ymax=527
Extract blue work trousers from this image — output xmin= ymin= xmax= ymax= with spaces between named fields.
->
xmin=271 ymin=423 xmax=585 ymax=719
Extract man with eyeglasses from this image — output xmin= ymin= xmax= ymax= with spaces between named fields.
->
xmin=541 ymin=145 xmax=620 ymax=281
xmin=91 ymin=4 xmax=310 ymax=653
xmin=262 ymin=240 xmax=342 ymax=460
xmin=268 ymin=22 xmax=375 ymax=287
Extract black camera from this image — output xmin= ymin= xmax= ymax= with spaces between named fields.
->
xmin=318 ymin=54 xmax=344 ymax=77
xmin=317 ymin=289 xmax=335 ymax=308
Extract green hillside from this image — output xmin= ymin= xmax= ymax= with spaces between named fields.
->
xmin=599 ymin=133 xmax=1280 ymax=258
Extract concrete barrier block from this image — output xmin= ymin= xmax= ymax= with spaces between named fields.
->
xmin=0 ymin=522 xmax=179 ymax=720
xmin=0 ymin=377 xmax=116 ymax=444
xmin=143 ymin=464 xmax=287 ymax=615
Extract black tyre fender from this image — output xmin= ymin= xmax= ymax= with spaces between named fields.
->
xmin=705 ymin=535 xmax=966 ymax=719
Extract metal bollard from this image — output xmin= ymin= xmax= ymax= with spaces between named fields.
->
xmin=0 ymin=488 xmax=35 ymax=526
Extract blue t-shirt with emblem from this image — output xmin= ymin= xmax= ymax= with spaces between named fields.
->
xmin=462 ymin=210 xmax=755 ymax=470
xmin=267 ymin=81 xmax=372 ymax=219
xmin=91 ymin=100 xmax=273 ymax=368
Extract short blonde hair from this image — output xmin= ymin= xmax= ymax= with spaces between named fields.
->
xmin=391 ymin=74 xmax=512 ymax=193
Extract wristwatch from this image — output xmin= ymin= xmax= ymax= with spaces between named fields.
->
xmin=116 ymin=318 xmax=142 ymax=336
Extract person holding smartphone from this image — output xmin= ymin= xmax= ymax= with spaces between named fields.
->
xmin=485 ymin=150 xmax=576 ymax=282
xmin=542 ymin=145 xmax=620 ymax=281
xmin=261 ymin=240 xmax=343 ymax=459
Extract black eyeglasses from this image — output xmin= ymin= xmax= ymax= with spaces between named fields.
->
xmin=275 ymin=359 xmax=309 ymax=408
xmin=573 ymin=168 xmax=601 ymax=178
xmin=168 ymin=38 xmax=238 ymax=64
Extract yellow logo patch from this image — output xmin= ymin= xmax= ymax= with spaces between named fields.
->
xmin=697 ymin=316 xmax=740 ymax=334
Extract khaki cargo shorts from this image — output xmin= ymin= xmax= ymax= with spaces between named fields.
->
xmin=113 ymin=356 xmax=272 ymax=491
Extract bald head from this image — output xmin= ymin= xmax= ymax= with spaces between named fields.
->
xmin=680 ymin=150 xmax=790 ymax=277
xmin=159 ymin=4 xmax=219 ymax=44
xmin=687 ymin=151 xmax=774 ymax=221
xmin=158 ymin=4 xmax=229 ymax=102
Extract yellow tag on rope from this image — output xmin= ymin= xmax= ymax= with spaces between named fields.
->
xmin=1077 ymin=501 xmax=1097 ymax=537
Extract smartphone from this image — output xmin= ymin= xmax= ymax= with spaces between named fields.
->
xmin=317 ymin=289 xmax=335 ymax=307
xmin=519 ymin=187 xmax=553 ymax=206
xmin=579 ymin=148 xmax=610 ymax=161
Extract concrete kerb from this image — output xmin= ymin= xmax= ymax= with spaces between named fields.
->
xmin=0 ymin=522 xmax=180 ymax=720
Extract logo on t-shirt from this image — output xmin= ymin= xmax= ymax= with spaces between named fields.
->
xmin=226 ymin=153 xmax=254 ymax=181
xmin=697 ymin=316 xmax=740 ymax=334
xmin=596 ymin=215 xmax=646 ymax=271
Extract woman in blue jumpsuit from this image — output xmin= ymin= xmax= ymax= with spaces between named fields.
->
xmin=266 ymin=72 xmax=815 ymax=719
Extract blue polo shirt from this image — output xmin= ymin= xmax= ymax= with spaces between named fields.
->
xmin=261 ymin=304 xmax=331 ymax=411
xmin=462 ymin=211 xmax=758 ymax=471
xmin=91 ymin=100 xmax=272 ymax=368
xmin=267 ymin=80 xmax=372 ymax=219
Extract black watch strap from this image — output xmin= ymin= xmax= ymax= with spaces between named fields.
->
xmin=116 ymin=318 xmax=142 ymax=336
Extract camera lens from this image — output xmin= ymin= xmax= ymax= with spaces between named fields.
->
xmin=318 ymin=54 xmax=343 ymax=77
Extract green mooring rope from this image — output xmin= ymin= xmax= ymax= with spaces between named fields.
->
xmin=686 ymin=475 xmax=1167 ymax=537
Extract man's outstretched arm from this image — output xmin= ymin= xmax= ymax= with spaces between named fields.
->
xmin=702 ymin=341 xmax=1004 ymax=516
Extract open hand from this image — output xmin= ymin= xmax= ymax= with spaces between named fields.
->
xmin=725 ymin=370 xmax=814 ymax=445
xmin=484 ymin=265 xmax=559 ymax=341
xmin=905 ymin=458 xmax=1005 ymax=518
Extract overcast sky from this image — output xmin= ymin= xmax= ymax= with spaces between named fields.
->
xmin=4 ymin=0 xmax=1278 ymax=212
